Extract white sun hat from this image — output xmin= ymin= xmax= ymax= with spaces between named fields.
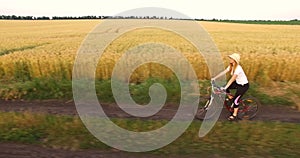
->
xmin=228 ymin=53 xmax=240 ymax=64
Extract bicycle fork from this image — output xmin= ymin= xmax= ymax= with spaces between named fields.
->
xmin=204 ymin=96 xmax=214 ymax=110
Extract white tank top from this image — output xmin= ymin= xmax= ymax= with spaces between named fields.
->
xmin=226 ymin=65 xmax=248 ymax=85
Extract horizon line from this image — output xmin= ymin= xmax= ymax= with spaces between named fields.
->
xmin=0 ymin=14 xmax=299 ymax=21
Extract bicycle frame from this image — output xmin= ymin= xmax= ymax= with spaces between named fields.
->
xmin=210 ymin=81 xmax=250 ymax=113
xmin=197 ymin=81 xmax=259 ymax=120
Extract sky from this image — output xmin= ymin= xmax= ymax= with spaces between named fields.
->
xmin=1 ymin=0 xmax=299 ymax=20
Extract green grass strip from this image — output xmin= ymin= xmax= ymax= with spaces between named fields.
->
xmin=0 ymin=112 xmax=299 ymax=157
xmin=0 ymin=78 xmax=294 ymax=106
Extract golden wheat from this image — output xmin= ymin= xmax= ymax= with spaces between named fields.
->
xmin=0 ymin=20 xmax=299 ymax=84
xmin=200 ymin=22 xmax=300 ymax=83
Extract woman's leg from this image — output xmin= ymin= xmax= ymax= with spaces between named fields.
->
xmin=230 ymin=84 xmax=249 ymax=118
xmin=226 ymin=81 xmax=238 ymax=93
xmin=226 ymin=81 xmax=238 ymax=99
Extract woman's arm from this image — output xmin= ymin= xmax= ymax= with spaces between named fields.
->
xmin=212 ymin=69 xmax=228 ymax=80
xmin=224 ymin=74 xmax=237 ymax=89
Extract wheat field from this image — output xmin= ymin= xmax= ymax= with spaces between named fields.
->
xmin=0 ymin=20 xmax=299 ymax=84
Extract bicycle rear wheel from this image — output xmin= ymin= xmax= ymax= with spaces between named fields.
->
xmin=238 ymin=96 xmax=259 ymax=120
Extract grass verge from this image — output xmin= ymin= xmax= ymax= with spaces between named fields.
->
xmin=0 ymin=78 xmax=295 ymax=106
xmin=247 ymin=83 xmax=294 ymax=106
xmin=0 ymin=112 xmax=299 ymax=157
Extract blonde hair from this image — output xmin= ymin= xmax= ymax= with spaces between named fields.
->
xmin=229 ymin=61 xmax=238 ymax=75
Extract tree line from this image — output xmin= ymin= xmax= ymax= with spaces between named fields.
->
xmin=0 ymin=15 xmax=298 ymax=24
xmin=0 ymin=15 xmax=50 ymax=20
xmin=0 ymin=15 xmax=181 ymax=20
xmin=0 ymin=15 xmax=103 ymax=20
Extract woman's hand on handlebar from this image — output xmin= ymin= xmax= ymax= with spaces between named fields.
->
xmin=220 ymin=86 xmax=226 ymax=91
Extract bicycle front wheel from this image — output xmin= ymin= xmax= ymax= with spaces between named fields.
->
xmin=196 ymin=98 xmax=219 ymax=120
xmin=238 ymin=96 xmax=259 ymax=120
xmin=196 ymin=100 xmax=210 ymax=120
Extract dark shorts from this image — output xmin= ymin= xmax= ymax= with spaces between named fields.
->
xmin=226 ymin=81 xmax=249 ymax=108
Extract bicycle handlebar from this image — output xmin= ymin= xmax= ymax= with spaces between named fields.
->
xmin=211 ymin=80 xmax=226 ymax=94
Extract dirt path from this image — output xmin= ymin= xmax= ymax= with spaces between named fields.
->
xmin=0 ymin=100 xmax=299 ymax=158
xmin=0 ymin=100 xmax=299 ymax=123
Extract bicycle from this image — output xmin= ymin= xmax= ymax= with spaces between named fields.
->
xmin=196 ymin=80 xmax=259 ymax=120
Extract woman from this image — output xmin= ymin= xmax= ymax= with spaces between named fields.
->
xmin=211 ymin=53 xmax=249 ymax=120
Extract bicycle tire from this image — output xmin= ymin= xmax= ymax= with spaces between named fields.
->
xmin=238 ymin=96 xmax=259 ymax=120
xmin=196 ymin=107 xmax=208 ymax=120
xmin=196 ymin=99 xmax=219 ymax=120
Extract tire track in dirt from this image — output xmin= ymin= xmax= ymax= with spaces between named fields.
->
xmin=0 ymin=100 xmax=299 ymax=123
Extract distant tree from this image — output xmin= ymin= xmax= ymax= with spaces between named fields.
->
xmin=36 ymin=16 xmax=50 ymax=20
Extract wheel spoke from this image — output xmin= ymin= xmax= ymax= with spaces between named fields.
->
xmin=238 ymin=96 xmax=259 ymax=120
